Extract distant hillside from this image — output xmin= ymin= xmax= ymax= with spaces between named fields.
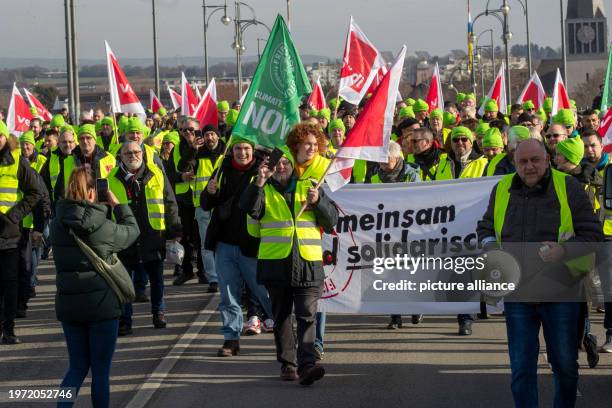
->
xmin=0 ymin=54 xmax=333 ymax=70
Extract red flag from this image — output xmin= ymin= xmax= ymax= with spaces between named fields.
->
xmin=193 ymin=78 xmax=218 ymax=127
xmin=307 ymin=77 xmax=327 ymax=110
xmin=551 ymin=68 xmax=571 ymax=116
xmin=23 ymin=89 xmax=52 ymax=121
xmin=167 ymin=85 xmax=182 ymax=110
xmin=105 ymin=41 xmax=146 ymax=119
xmin=516 ymin=71 xmax=546 ymax=109
xmin=326 ymin=46 xmax=407 ymax=192
xmin=149 ymin=89 xmax=164 ymax=113
xmin=338 ymin=16 xmax=386 ymax=105
xmin=6 ymin=83 xmax=34 ymax=136
xmin=181 ymin=72 xmax=199 ymax=116
xmin=478 ymin=62 xmax=507 ymax=116
xmin=425 ymin=62 xmax=444 ymax=112
xmin=598 ymin=108 xmax=612 ymax=153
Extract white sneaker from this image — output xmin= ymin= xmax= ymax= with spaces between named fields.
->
xmin=243 ymin=316 xmax=261 ymax=335
xmin=262 ymin=318 xmax=274 ymax=333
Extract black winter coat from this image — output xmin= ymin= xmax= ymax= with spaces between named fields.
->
xmin=239 ymin=178 xmax=338 ymax=287
xmin=477 ymin=169 xmax=603 ymax=301
xmin=51 ymin=201 xmax=140 ymax=323
xmin=113 ymin=164 xmax=182 ymax=265
xmin=201 ymin=156 xmax=260 ymax=257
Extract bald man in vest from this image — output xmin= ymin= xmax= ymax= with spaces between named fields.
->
xmin=477 ymin=139 xmax=602 ymax=407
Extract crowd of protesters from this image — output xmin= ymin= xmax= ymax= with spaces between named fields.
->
xmin=0 ymin=87 xmax=610 ymax=406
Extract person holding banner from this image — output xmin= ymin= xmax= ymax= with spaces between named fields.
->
xmin=477 ymin=138 xmax=603 ymax=407
xmin=368 ymin=140 xmax=422 ymax=329
xmin=240 ymin=122 xmax=338 ymax=385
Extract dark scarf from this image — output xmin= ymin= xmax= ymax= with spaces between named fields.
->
xmin=119 ymin=162 xmax=146 ymax=200
xmin=413 ymin=145 xmax=439 ymax=169
xmin=377 ymin=159 xmax=405 ymax=183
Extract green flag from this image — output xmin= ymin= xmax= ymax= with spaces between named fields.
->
xmin=601 ymin=43 xmax=612 ymax=111
xmin=232 ymin=15 xmax=311 ymax=147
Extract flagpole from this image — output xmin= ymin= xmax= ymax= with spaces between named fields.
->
xmin=210 ymin=134 xmax=233 ymax=184
xmin=295 ymin=155 xmax=336 ymax=219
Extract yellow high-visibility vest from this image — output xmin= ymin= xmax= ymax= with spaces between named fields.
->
xmin=108 ymin=163 xmax=166 ymax=230
xmin=0 ymin=149 xmax=22 ymax=215
xmin=493 ymin=169 xmax=595 ymax=277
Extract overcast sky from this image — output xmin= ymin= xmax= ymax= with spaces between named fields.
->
xmin=4 ymin=0 xmax=612 ymax=62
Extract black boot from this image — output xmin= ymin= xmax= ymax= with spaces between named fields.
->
xmin=1 ymin=326 xmax=21 ymax=345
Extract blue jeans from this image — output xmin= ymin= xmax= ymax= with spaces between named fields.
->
xmin=215 ymin=242 xmax=271 ymax=340
xmin=31 ymin=245 xmax=41 ymax=287
xmin=195 ymin=207 xmax=218 ymax=283
xmin=504 ymin=302 xmax=580 ymax=408
xmin=121 ymin=261 xmax=165 ymax=326
xmin=315 ymin=312 xmax=326 ymax=352
xmin=133 ymin=267 xmax=149 ymax=296
xmin=599 ymin=241 xmax=612 ymax=335
xmin=58 ymin=319 xmax=119 ymax=408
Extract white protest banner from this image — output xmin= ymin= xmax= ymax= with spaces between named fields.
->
xmin=319 ymin=176 xmax=501 ymax=314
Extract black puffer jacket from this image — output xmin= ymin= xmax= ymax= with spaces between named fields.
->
xmin=239 ymin=178 xmax=338 ymax=287
xmin=477 ymin=169 xmax=603 ymax=301
xmin=50 ymin=201 xmax=140 ymax=323
xmin=112 ymin=164 xmax=182 ymax=266
xmin=0 ymin=146 xmax=44 ymax=250
xmin=202 ymin=156 xmax=260 ymax=257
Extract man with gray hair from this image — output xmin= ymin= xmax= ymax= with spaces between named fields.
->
xmin=108 ymin=141 xmax=182 ymax=335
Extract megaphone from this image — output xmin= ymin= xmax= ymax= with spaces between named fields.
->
xmin=472 ymin=249 xmax=522 ymax=300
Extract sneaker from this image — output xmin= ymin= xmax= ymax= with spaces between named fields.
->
xmin=583 ymin=333 xmax=599 ymax=368
xmin=217 ymin=339 xmax=240 ymax=357
xmin=411 ymin=314 xmax=423 ymax=325
xmin=298 ymin=364 xmax=325 ymax=386
xmin=153 ymin=313 xmax=167 ymax=329
xmin=262 ymin=318 xmax=274 ymax=333
xmin=280 ymin=365 xmax=298 ymax=381
xmin=601 ymin=334 xmax=612 ymax=353
xmin=207 ymin=282 xmax=219 ymax=293
xmin=243 ymin=316 xmax=261 ymax=335
xmin=118 ymin=322 xmax=133 ymax=336
xmin=173 ymin=272 xmax=195 ymax=286
xmin=134 ymin=293 xmax=149 ymax=303
xmin=387 ymin=315 xmax=402 ymax=330
xmin=314 ymin=346 xmax=324 ymax=361
xmin=1 ymin=329 xmax=21 ymax=345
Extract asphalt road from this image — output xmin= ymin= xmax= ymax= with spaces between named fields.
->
xmin=1 ymin=258 xmax=610 ymax=408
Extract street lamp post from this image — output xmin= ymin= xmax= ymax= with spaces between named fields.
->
xmin=257 ymin=38 xmax=265 ymax=61
xmin=231 ymin=1 xmax=271 ymax=99
xmin=502 ymin=0 xmax=511 ymax=102
xmin=69 ymin=0 xmax=80 ymax=120
xmin=560 ymin=0 xmax=568 ymax=87
xmin=476 ymin=29 xmax=495 ymax=96
xmin=152 ymin=0 xmax=160 ymax=97
xmin=63 ymin=0 xmax=75 ymax=120
xmin=472 ymin=4 xmax=512 ymax=103
xmin=203 ymin=0 xmax=231 ymax=86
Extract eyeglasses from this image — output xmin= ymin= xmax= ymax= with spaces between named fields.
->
xmin=123 ymin=150 xmax=142 ymax=157
xmin=409 ymin=139 xmax=427 ymax=145
xmin=452 ymin=137 xmax=470 ymax=143
xmin=545 ymin=133 xmax=566 ymax=139
xmin=183 ymin=127 xmax=197 ymax=134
